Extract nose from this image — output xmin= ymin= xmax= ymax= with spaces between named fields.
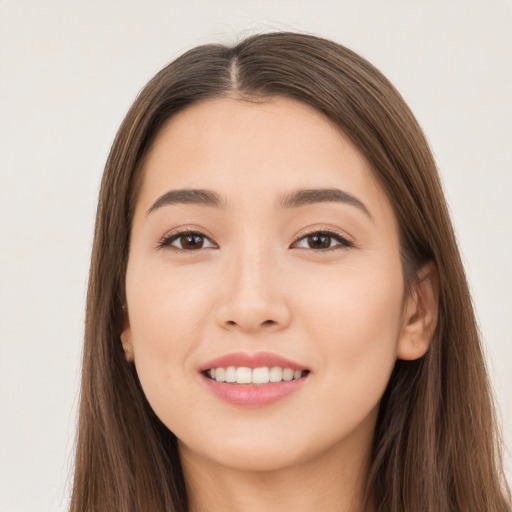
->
xmin=214 ymin=247 xmax=292 ymax=334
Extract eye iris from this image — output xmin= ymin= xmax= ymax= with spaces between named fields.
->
xmin=181 ymin=233 xmax=204 ymax=249
xmin=307 ymin=233 xmax=331 ymax=249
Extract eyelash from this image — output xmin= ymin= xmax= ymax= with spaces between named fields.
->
xmin=157 ymin=229 xmax=217 ymax=252
xmin=157 ymin=228 xmax=354 ymax=253
xmin=293 ymin=229 xmax=353 ymax=251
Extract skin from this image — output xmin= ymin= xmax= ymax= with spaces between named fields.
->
xmin=122 ymin=96 xmax=438 ymax=512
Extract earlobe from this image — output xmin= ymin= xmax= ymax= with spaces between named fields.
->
xmin=397 ymin=262 xmax=439 ymax=361
xmin=120 ymin=306 xmax=135 ymax=363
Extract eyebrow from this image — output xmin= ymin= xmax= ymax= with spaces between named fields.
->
xmin=147 ymin=187 xmax=371 ymax=218
xmin=147 ymin=189 xmax=225 ymax=214
xmin=278 ymin=188 xmax=371 ymax=217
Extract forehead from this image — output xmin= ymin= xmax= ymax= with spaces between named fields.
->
xmin=137 ymin=96 xmax=394 ymax=222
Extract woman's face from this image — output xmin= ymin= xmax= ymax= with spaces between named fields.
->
xmin=123 ymin=96 xmax=414 ymax=472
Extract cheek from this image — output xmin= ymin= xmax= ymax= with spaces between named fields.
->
xmin=124 ymin=259 xmax=217 ymax=409
xmin=124 ymin=260 xmax=217 ymax=428
xmin=301 ymin=261 xmax=404 ymax=401
xmin=303 ymin=257 xmax=403 ymax=336
xmin=126 ymin=260 xmax=215 ymax=352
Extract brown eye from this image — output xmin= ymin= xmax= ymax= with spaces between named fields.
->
xmin=180 ymin=233 xmax=205 ymax=250
xmin=293 ymin=230 xmax=353 ymax=251
xmin=306 ymin=233 xmax=331 ymax=249
xmin=159 ymin=231 xmax=217 ymax=251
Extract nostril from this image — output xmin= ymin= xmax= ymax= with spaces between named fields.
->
xmin=221 ymin=316 xmax=285 ymax=331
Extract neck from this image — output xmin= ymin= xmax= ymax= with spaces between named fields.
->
xmin=179 ymin=413 xmax=376 ymax=512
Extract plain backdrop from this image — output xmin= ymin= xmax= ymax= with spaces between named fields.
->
xmin=0 ymin=1 xmax=510 ymax=511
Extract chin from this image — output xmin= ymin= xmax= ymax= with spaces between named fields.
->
xmin=177 ymin=416 xmax=362 ymax=475
xmin=179 ymin=436 xmax=311 ymax=473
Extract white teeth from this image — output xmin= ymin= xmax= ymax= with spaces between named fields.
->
xmin=252 ymin=367 xmax=270 ymax=384
xmin=225 ymin=366 xmax=236 ymax=383
xmin=236 ymin=367 xmax=252 ymax=384
xmin=215 ymin=368 xmax=226 ymax=382
xmin=207 ymin=366 xmax=307 ymax=384
xmin=282 ymin=368 xmax=294 ymax=381
xmin=269 ymin=367 xmax=283 ymax=382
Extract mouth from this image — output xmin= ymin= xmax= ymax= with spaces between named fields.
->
xmin=199 ymin=352 xmax=311 ymax=407
xmin=202 ymin=367 xmax=310 ymax=385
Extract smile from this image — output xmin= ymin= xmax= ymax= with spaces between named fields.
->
xmin=199 ymin=351 xmax=310 ymax=407
xmin=204 ymin=366 xmax=308 ymax=384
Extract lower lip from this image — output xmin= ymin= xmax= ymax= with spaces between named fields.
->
xmin=201 ymin=374 xmax=308 ymax=408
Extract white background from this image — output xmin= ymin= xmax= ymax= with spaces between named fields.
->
xmin=0 ymin=1 xmax=510 ymax=511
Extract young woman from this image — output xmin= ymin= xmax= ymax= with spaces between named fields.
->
xmin=70 ymin=31 xmax=511 ymax=511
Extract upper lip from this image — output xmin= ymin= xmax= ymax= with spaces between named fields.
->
xmin=199 ymin=351 xmax=309 ymax=372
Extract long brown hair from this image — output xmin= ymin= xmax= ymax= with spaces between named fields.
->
xmin=70 ymin=31 xmax=510 ymax=511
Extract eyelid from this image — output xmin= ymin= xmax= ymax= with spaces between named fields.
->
xmin=157 ymin=227 xmax=217 ymax=251
xmin=291 ymin=228 xmax=354 ymax=251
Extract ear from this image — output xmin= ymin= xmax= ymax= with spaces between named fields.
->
xmin=397 ymin=262 xmax=439 ymax=361
xmin=120 ymin=305 xmax=135 ymax=363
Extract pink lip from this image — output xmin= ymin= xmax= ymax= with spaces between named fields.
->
xmin=199 ymin=351 xmax=308 ymax=372
xmin=199 ymin=351 xmax=310 ymax=408
xmin=201 ymin=374 xmax=309 ymax=408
